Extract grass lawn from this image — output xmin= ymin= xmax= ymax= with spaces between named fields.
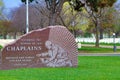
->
xmin=78 ymin=46 xmax=120 ymax=53
xmin=0 ymin=56 xmax=120 ymax=80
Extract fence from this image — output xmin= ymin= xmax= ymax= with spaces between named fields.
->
xmin=76 ymin=38 xmax=120 ymax=43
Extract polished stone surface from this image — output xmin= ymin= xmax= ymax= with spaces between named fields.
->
xmin=0 ymin=26 xmax=78 ymax=70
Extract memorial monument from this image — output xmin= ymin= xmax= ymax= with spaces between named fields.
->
xmin=0 ymin=25 xmax=78 ymax=70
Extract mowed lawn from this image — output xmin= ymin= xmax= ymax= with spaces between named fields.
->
xmin=0 ymin=56 xmax=120 ymax=80
xmin=78 ymin=46 xmax=120 ymax=53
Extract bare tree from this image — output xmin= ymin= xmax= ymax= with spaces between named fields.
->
xmin=32 ymin=0 xmax=66 ymax=25
xmin=11 ymin=4 xmax=49 ymax=35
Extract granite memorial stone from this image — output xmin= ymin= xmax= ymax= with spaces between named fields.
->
xmin=0 ymin=26 xmax=78 ymax=70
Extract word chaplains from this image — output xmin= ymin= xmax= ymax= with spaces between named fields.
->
xmin=6 ymin=46 xmax=42 ymax=51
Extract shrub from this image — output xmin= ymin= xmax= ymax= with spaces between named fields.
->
xmin=0 ymin=45 xmax=3 ymax=51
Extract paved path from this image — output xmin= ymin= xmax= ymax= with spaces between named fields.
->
xmin=82 ymin=44 xmax=120 ymax=49
xmin=0 ymin=39 xmax=14 ymax=47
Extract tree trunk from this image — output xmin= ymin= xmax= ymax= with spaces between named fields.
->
xmin=13 ymin=32 xmax=17 ymax=39
xmin=95 ymin=20 xmax=100 ymax=47
xmin=74 ymin=30 xmax=77 ymax=38
xmin=116 ymin=32 xmax=119 ymax=38
xmin=95 ymin=27 xmax=99 ymax=47
xmin=100 ymin=28 xmax=103 ymax=39
xmin=108 ymin=30 xmax=111 ymax=38
xmin=72 ymin=30 xmax=76 ymax=38
xmin=3 ymin=34 xmax=7 ymax=39
xmin=49 ymin=13 xmax=57 ymax=26
xmin=46 ymin=0 xmax=65 ymax=26
xmin=48 ymin=0 xmax=58 ymax=26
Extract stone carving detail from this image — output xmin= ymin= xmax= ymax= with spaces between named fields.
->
xmin=36 ymin=40 xmax=72 ymax=67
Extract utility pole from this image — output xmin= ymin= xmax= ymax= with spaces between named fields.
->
xmin=26 ymin=0 xmax=29 ymax=33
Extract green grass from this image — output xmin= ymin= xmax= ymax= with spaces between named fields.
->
xmin=0 ymin=56 xmax=120 ymax=80
xmin=78 ymin=46 xmax=120 ymax=53
xmin=0 ymin=45 xmax=3 ymax=51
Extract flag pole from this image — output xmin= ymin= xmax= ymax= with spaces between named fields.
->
xmin=26 ymin=0 xmax=29 ymax=33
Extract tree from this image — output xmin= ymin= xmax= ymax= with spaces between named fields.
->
xmin=11 ymin=4 xmax=49 ymax=35
xmin=44 ymin=0 xmax=66 ymax=25
xmin=113 ymin=10 xmax=120 ymax=37
xmin=21 ymin=0 xmax=66 ymax=26
xmin=100 ymin=7 xmax=115 ymax=38
xmin=0 ymin=20 xmax=12 ymax=39
xmin=113 ymin=1 xmax=120 ymax=37
xmin=21 ymin=0 xmax=34 ymax=3
xmin=60 ymin=2 xmax=79 ymax=36
xmin=60 ymin=2 xmax=90 ymax=37
xmin=0 ymin=0 xmax=4 ymax=19
xmin=0 ymin=0 xmax=12 ymax=39
xmin=87 ymin=7 xmax=116 ymax=39
xmin=69 ymin=0 xmax=117 ymax=47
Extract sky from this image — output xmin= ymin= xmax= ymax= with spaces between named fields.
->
xmin=116 ymin=0 xmax=120 ymax=4
xmin=3 ymin=0 xmax=22 ymax=9
xmin=3 ymin=0 xmax=120 ymax=9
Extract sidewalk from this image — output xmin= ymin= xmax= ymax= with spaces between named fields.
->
xmin=0 ymin=39 xmax=14 ymax=47
xmin=82 ymin=44 xmax=120 ymax=49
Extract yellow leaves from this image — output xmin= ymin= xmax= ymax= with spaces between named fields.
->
xmin=101 ymin=23 xmax=112 ymax=28
xmin=101 ymin=0 xmax=108 ymax=4
xmin=98 ymin=0 xmax=116 ymax=7
xmin=68 ymin=26 xmax=80 ymax=30
xmin=62 ymin=2 xmax=78 ymax=15
xmin=101 ymin=11 xmax=114 ymax=28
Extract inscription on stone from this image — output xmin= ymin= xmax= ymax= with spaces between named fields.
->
xmin=0 ymin=26 xmax=78 ymax=70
